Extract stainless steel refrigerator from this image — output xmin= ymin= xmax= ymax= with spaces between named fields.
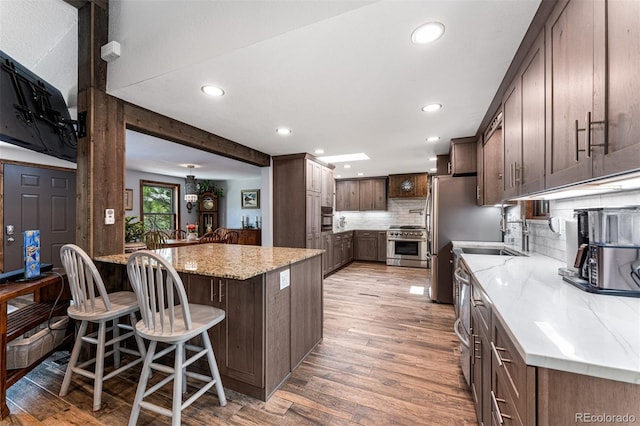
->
xmin=430 ymin=175 xmax=502 ymax=304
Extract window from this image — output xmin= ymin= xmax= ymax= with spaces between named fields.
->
xmin=140 ymin=180 xmax=179 ymax=231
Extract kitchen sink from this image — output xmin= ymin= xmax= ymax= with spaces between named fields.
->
xmin=460 ymin=247 xmax=524 ymax=256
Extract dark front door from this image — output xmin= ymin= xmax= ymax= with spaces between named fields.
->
xmin=2 ymin=163 xmax=76 ymax=271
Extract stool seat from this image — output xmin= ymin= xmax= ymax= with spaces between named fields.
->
xmin=67 ymin=291 xmax=140 ymax=321
xmin=134 ymin=304 xmax=224 ymax=343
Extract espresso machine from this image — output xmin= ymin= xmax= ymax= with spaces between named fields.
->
xmin=566 ymin=207 xmax=640 ymax=297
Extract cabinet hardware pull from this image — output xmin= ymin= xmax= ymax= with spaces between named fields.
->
xmin=210 ymin=279 xmax=214 ymax=302
xmin=447 ymin=162 xmax=451 ymax=174
xmin=586 ymin=111 xmax=607 ymax=154
xmin=471 ymin=298 xmax=484 ymax=308
xmin=514 ymin=163 xmax=521 ymax=184
xmin=473 ymin=335 xmax=481 ymax=360
xmin=476 ymin=185 xmax=480 ymax=200
xmin=575 ymin=119 xmax=587 ymax=161
xmin=491 ymin=342 xmax=511 ymax=365
xmin=219 ymin=279 xmax=223 ymax=304
xmin=491 ymin=391 xmax=512 ymax=424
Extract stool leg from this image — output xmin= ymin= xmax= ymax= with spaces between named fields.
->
xmin=201 ymin=331 xmax=227 ymax=406
xmin=93 ymin=320 xmax=107 ymax=411
xmin=129 ymin=312 xmax=146 ymax=358
xmin=60 ymin=320 xmax=88 ymax=397
xmin=113 ymin=316 xmax=121 ymax=369
xmin=129 ymin=340 xmax=156 ymax=426
xmin=172 ymin=342 xmax=184 ymax=426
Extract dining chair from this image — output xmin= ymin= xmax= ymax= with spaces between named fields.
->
xmin=199 ymin=231 xmax=222 ymax=243
xmin=126 ymin=250 xmax=227 ymax=426
xmin=223 ymin=230 xmax=240 ymax=244
xmin=59 ymin=244 xmax=147 ymax=411
xmin=168 ymin=229 xmax=187 ymax=239
xmin=144 ymin=230 xmax=167 ymax=249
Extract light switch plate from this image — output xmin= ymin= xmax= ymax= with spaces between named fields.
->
xmin=280 ymin=269 xmax=290 ymax=290
xmin=105 ymin=208 xmax=115 ymax=225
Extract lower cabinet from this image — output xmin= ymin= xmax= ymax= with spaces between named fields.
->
xmin=354 ymin=231 xmax=378 ymax=261
xmin=377 ymin=231 xmax=387 ymax=262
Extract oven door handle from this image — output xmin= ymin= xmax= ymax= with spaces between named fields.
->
xmin=453 ymin=318 xmax=470 ymax=349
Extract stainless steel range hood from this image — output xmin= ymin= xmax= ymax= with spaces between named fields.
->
xmin=0 ymin=50 xmax=78 ymax=162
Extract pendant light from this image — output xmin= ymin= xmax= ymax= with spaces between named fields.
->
xmin=185 ymin=165 xmax=198 ymax=213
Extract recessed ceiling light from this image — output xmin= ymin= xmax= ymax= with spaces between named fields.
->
xmin=426 ymin=136 xmax=440 ymax=142
xmin=429 ymin=157 xmax=437 ymax=161
xmin=411 ymin=22 xmax=445 ymax=44
xmin=201 ymin=85 xmax=225 ymax=97
xmin=314 ymin=149 xmax=325 ymax=154
xmin=316 ymin=153 xmax=370 ymax=163
xmin=276 ymin=128 xmax=292 ymax=135
xmin=421 ymin=103 xmax=442 ymax=113
xmin=430 ymin=168 xmax=437 ymax=172
xmin=344 ymin=164 xmax=351 ymax=169
xmin=336 ymin=174 xmax=341 ymax=178
xmin=357 ymin=172 xmax=364 ymax=176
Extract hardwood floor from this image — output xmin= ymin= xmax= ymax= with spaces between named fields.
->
xmin=1 ymin=262 xmax=476 ymax=425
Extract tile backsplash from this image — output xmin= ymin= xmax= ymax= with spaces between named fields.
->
xmin=505 ymin=188 xmax=640 ymax=263
xmin=335 ymin=198 xmax=427 ymax=230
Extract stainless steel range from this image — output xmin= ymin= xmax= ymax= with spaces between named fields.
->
xmin=386 ymin=225 xmax=429 ymax=268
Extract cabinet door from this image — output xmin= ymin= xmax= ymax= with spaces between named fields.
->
xmin=451 ymin=137 xmax=477 ymax=175
xmin=483 ymin=127 xmax=503 ymax=206
xmin=290 ymin=257 xmax=323 ymax=369
xmin=436 ymin=155 xmax=451 ymax=175
xmin=321 ymin=166 xmax=334 ymax=207
xmin=520 ymin=32 xmax=546 ymax=195
xmin=355 ymin=232 xmax=378 ymax=261
xmin=599 ymin=0 xmax=640 ymax=176
xmin=377 ymin=231 xmax=387 ymax=262
xmin=306 ymin=191 xmax=320 ymax=245
xmin=335 ymin=180 xmax=359 ymax=211
xmin=503 ymin=82 xmax=522 ymax=199
xmin=371 ymin=178 xmax=387 ymax=210
xmin=344 ymin=235 xmax=354 ymax=263
xmin=323 ymin=233 xmax=333 ymax=274
xmin=545 ymin=0 xmax=595 ymax=188
xmin=225 ymin=276 xmax=264 ymax=387
xmin=186 ymin=275 xmax=227 ymax=375
xmin=476 ymin=137 xmax=484 ymax=205
xmin=358 ymin=180 xmax=374 ymax=210
xmin=306 ymin=159 xmax=321 ymax=192
xmin=332 ymin=235 xmax=343 ymax=269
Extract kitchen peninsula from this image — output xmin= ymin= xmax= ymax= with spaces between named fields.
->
xmin=96 ymin=244 xmax=323 ymax=401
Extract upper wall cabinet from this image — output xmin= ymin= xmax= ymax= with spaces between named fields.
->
xmin=502 ymin=30 xmax=545 ymax=199
xmin=335 ymin=178 xmax=386 ymax=211
xmin=450 ymin=137 xmax=477 ymax=176
xmin=388 ymin=173 xmax=428 ymax=198
xmin=478 ymin=112 xmax=503 ymax=206
xmin=545 ymin=0 xmax=640 ymax=189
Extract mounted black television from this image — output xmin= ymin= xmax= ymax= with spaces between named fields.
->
xmin=0 ymin=50 xmax=77 ymax=162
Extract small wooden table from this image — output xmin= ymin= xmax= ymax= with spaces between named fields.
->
xmin=0 ymin=270 xmax=70 ymax=419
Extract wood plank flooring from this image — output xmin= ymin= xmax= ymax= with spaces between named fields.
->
xmin=1 ymin=262 xmax=476 ymax=425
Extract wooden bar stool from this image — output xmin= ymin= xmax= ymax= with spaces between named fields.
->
xmin=59 ymin=244 xmax=147 ymax=411
xmin=126 ymin=251 xmax=226 ymax=426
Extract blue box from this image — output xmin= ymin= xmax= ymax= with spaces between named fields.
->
xmin=24 ymin=230 xmax=41 ymax=279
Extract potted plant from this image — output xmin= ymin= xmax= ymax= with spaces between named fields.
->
xmin=197 ymin=180 xmax=224 ymax=198
xmin=125 ymin=216 xmax=145 ymax=242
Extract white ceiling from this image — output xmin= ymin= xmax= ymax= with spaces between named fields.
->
xmin=1 ymin=0 xmax=541 ymax=181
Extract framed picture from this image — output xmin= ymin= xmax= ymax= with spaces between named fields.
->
xmin=241 ymin=189 xmax=260 ymax=209
xmin=124 ymin=188 xmax=133 ymax=210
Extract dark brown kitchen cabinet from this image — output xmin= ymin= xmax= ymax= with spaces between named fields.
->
xmin=388 ymin=173 xmax=429 ymax=198
xmin=476 ymin=136 xmax=484 ymax=205
xmin=354 ymin=231 xmax=378 ymax=261
xmin=335 ymin=180 xmax=359 ymax=211
xmin=273 ymin=154 xmax=333 ymax=249
xmin=450 ymin=137 xmax=477 ymax=176
xmin=332 ymin=234 xmax=343 ymax=270
xmin=336 ymin=178 xmax=386 ymax=211
xmin=481 ymin=118 xmax=504 ymax=206
xmin=322 ymin=232 xmax=333 ymax=275
xmin=502 ymin=31 xmax=545 ymax=199
xmin=321 ymin=166 xmax=334 ymax=207
xmin=545 ymin=0 xmax=640 ymax=189
xmin=377 ymin=231 xmax=387 ymax=262
xmin=290 ymin=258 xmax=323 ymax=369
xmin=358 ymin=178 xmax=387 ymax=211
xmin=436 ymin=154 xmax=451 ymax=175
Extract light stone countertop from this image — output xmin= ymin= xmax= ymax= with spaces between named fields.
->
xmin=96 ymin=244 xmax=324 ymax=281
xmin=452 ymin=241 xmax=640 ymax=384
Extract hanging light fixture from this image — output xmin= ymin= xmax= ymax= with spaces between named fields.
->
xmin=184 ymin=165 xmax=198 ymax=213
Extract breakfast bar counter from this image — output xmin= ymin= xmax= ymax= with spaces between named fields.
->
xmin=96 ymin=244 xmax=324 ymax=401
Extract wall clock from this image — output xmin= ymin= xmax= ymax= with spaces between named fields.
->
xmin=200 ymin=193 xmax=217 ymax=211
xmin=400 ymin=179 xmax=414 ymax=192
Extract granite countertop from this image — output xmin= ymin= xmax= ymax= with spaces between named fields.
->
xmin=452 ymin=241 xmax=640 ymax=384
xmin=96 ymin=244 xmax=324 ymax=281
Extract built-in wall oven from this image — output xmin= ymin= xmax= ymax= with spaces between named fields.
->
xmin=386 ymin=226 xmax=429 ymax=268
xmin=321 ymin=206 xmax=333 ymax=231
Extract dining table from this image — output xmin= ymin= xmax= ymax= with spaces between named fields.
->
xmin=161 ymin=238 xmax=201 ymax=248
